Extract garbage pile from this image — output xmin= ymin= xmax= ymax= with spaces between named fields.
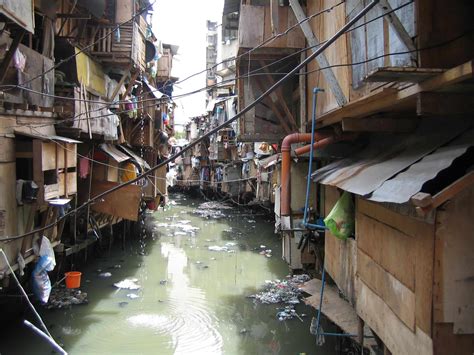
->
xmin=45 ymin=287 xmax=88 ymax=309
xmin=249 ymin=274 xmax=310 ymax=321
xmin=193 ymin=201 xmax=232 ymax=219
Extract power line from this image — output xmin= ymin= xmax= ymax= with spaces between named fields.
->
xmin=0 ymin=0 xmax=379 ymax=242
xmin=0 ymin=0 xmax=413 ymax=133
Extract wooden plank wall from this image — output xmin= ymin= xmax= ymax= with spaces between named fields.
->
xmin=432 ymin=183 xmax=474 ymax=353
xmin=355 ymin=198 xmax=435 ymax=354
xmin=0 ymin=137 xmax=20 ymax=273
xmin=324 ymin=186 xmax=357 ymax=304
xmin=239 ymin=4 xmax=304 ymax=50
xmin=306 ymin=0 xmax=350 ymax=116
xmin=305 ymin=0 xmax=417 ymax=116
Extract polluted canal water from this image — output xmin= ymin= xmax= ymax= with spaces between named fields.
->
xmin=2 ymin=194 xmax=339 ymax=354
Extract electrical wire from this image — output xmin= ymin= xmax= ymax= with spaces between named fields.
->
xmin=0 ymin=0 xmax=380 ymax=242
xmin=0 ymin=0 xmax=415 ymax=134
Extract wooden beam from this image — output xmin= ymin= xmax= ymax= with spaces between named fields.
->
xmin=270 ymin=0 xmax=279 ymax=35
xmin=123 ymin=70 xmax=139 ymax=99
xmin=0 ymin=31 xmax=25 ymax=83
xmin=342 ymin=116 xmax=418 ymax=132
xmin=378 ymin=0 xmax=416 ymax=53
xmin=410 ymin=192 xmax=432 ymax=208
xmin=416 ymin=92 xmax=474 ymax=116
xmin=289 ymin=0 xmax=347 ymax=107
xmin=258 ymin=60 xmax=298 ymax=131
xmin=254 ymin=76 xmax=292 ymax=134
xmin=364 ymin=67 xmax=445 ymax=83
xmin=108 ymin=67 xmax=131 ymax=102
xmin=414 ymin=171 xmax=474 ymax=215
xmin=299 ymin=51 xmax=307 ymax=133
xmin=319 ymin=60 xmax=474 ymax=127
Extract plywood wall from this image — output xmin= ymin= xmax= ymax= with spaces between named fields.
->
xmin=306 ymin=0 xmax=351 ymax=117
xmin=433 ymin=183 xmax=474 ymax=352
xmin=355 ymin=198 xmax=435 ymax=354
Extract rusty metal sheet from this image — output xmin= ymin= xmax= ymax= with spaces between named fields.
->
xmin=312 ymin=119 xmax=470 ymax=197
xmin=369 ymin=128 xmax=474 ymax=203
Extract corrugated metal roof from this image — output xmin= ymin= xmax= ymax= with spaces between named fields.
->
xmin=100 ymin=144 xmax=130 ymax=163
xmin=312 ymin=120 xmax=472 ymax=203
xmin=119 ymin=146 xmax=151 ymax=170
xmin=143 ymin=81 xmax=165 ymax=100
xmin=15 ymin=130 xmax=82 ymax=143
xmin=369 ymin=129 xmax=474 ymax=203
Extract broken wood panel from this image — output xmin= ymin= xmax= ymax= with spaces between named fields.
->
xmin=433 ymin=183 xmax=474 ymax=334
xmin=302 ymin=278 xmax=362 ymax=336
xmin=356 ymin=212 xmax=415 ymax=291
xmin=356 ymin=277 xmax=433 ymax=355
xmin=416 ymin=92 xmax=474 ymax=116
xmin=357 ymin=248 xmax=416 ymax=331
xmin=90 ymin=181 xmax=141 ymax=221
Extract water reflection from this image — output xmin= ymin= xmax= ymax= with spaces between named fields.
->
xmin=0 ymin=194 xmax=336 ymax=355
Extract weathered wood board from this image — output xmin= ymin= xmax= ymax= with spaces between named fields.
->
xmin=91 ymin=181 xmax=141 ymax=221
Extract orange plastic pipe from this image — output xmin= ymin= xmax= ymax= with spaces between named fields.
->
xmin=294 ymin=133 xmax=358 ymax=156
xmin=280 ymin=132 xmax=332 ymax=217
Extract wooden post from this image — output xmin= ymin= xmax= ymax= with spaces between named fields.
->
xmin=289 ymin=0 xmax=347 ymax=107
xmin=357 ymin=316 xmax=365 ymax=353
xmin=0 ymin=31 xmax=25 ymax=83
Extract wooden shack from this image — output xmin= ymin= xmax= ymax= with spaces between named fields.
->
xmin=273 ymin=0 xmax=474 ymax=352
xmin=236 ymin=0 xmax=305 ymax=142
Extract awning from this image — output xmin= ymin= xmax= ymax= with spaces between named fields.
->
xmin=312 ymin=120 xmax=473 ymax=204
xmin=99 ymin=144 xmax=130 ymax=163
xmin=119 ymin=146 xmax=152 ymax=170
xmin=258 ymin=153 xmax=281 ymax=169
xmin=143 ymin=81 xmax=165 ymax=100
xmin=206 ymin=95 xmax=236 ymax=112
xmin=14 ymin=130 xmax=82 ymax=143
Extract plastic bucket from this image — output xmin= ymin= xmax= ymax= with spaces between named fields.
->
xmin=65 ymin=271 xmax=82 ymax=289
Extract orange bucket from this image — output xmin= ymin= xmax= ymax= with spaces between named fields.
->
xmin=65 ymin=271 xmax=82 ymax=289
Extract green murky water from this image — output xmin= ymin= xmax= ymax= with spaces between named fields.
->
xmin=1 ymin=194 xmax=337 ymax=354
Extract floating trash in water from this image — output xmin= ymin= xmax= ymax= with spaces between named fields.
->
xmin=239 ymin=328 xmax=248 ymax=334
xmin=114 ymin=278 xmax=141 ymax=290
xmin=159 ymin=280 xmax=167 ymax=285
xmin=119 ymin=301 xmax=129 ymax=308
xmin=99 ymin=272 xmax=112 ymax=278
xmin=127 ymin=293 xmax=140 ymax=299
xmin=46 ymin=288 xmax=88 ymax=309
xmin=249 ymin=274 xmax=310 ymax=307
xmin=208 ymin=245 xmax=229 ymax=252
xmin=259 ymin=249 xmax=272 ymax=258
xmin=174 ymin=231 xmax=187 ymax=236
xmin=61 ymin=326 xmax=82 ymax=336
xmin=196 ymin=261 xmax=202 ymax=264
xmin=113 ymin=264 xmax=121 ymax=269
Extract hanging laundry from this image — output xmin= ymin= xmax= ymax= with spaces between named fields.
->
xmin=79 ymin=156 xmax=91 ymax=179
